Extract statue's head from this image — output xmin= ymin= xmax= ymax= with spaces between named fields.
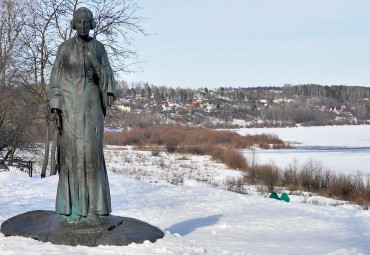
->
xmin=71 ymin=7 xmax=96 ymax=38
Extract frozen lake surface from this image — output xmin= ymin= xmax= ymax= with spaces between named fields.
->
xmin=235 ymin=125 xmax=370 ymax=175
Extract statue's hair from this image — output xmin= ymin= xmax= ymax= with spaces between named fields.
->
xmin=70 ymin=7 xmax=96 ymax=30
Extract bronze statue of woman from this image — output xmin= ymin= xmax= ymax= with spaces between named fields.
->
xmin=1 ymin=6 xmax=164 ymax=246
xmin=49 ymin=7 xmax=116 ymax=223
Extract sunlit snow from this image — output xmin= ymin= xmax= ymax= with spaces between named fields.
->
xmin=0 ymin=170 xmax=369 ymax=254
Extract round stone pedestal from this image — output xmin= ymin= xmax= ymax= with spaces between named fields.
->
xmin=1 ymin=210 xmax=164 ymax=247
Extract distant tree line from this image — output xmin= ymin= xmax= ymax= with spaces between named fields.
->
xmin=103 ymin=82 xmax=370 ymax=130
xmin=117 ymin=82 xmax=370 ymax=103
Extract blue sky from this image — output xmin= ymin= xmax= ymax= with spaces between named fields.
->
xmin=123 ymin=0 xmax=370 ymax=89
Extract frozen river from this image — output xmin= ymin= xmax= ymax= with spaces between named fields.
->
xmin=234 ymin=125 xmax=370 ymax=175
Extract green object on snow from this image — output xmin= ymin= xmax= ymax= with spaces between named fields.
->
xmin=269 ymin=192 xmax=280 ymax=200
xmin=269 ymin=192 xmax=290 ymax=202
xmin=280 ymin=193 xmax=290 ymax=202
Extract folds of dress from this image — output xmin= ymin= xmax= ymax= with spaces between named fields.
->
xmin=49 ymin=36 xmax=116 ymax=217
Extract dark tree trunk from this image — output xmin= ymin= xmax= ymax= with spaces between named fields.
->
xmin=8 ymin=147 xmax=16 ymax=165
xmin=50 ymin=130 xmax=57 ymax=176
xmin=41 ymin=122 xmax=50 ymax=178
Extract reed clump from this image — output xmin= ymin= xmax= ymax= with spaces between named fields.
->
xmin=104 ymin=126 xmax=288 ymax=150
xmin=246 ymin=159 xmax=370 ymax=207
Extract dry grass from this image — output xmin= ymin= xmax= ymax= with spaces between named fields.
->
xmin=104 ymin=125 xmax=286 ymax=171
xmin=246 ymin=158 xmax=370 ymax=207
xmin=104 ymin=126 xmax=289 ymax=150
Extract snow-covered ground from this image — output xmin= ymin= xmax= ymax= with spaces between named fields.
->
xmin=235 ymin=125 xmax=370 ymax=175
xmin=104 ymin=146 xmax=241 ymax=186
xmin=1 ymin=146 xmax=369 ymax=254
xmin=1 ymin=171 xmax=369 ymax=255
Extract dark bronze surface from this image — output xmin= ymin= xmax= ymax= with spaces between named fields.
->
xmin=0 ymin=7 xmax=164 ymax=247
xmin=49 ymin=7 xmax=116 ymax=221
xmin=1 ymin=210 xmax=164 ymax=247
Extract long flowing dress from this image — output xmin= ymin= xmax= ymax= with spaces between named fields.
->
xmin=49 ymin=36 xmax=116 ymax=217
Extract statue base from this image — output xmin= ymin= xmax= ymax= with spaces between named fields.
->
xmin=1 ymin=210 xmax=164 ymax=247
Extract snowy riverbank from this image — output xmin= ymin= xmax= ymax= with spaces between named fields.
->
xmin=1 ymin=145 xmax=369 ymax=254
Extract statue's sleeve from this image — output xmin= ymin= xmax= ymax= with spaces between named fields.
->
xmin=98 ymin=43 xmax=117 ymax=115
xmin=49 ymin=46 xmax=64 ymax=113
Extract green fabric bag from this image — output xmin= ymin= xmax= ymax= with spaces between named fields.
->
xmin=280 ymin=193 xmax=290 ymax=202
xmin=269 ymin=192 xmax=290 ymax=202
xmin=269 ymin=192 xmax=280 ymax=200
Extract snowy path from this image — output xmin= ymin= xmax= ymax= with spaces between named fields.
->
xmin=0 ymin=172 xmax=369 ymax=255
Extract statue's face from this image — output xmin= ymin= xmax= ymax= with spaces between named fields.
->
xmin=74 ymin=11 xmax=91 ymax=38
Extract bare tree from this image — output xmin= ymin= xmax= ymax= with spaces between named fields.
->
xmin=20 ymin=0 xmax=145 ymax=177
xmin=87 ymin=0 xmax=145 ymax=72
xmin=21 ymin=0 xmax=70 ymax=177
xmin=0 ymin=0 xmax=28 ymax=158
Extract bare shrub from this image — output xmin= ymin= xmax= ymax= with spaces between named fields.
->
xmin=329 ymin=173 xmax=367 ymax=204
xmin=104 ymin=125 xmax=289 ymax=152
xmin=148 ymin=126 xmax=164 ymax=145
xmin=225 ymin=177 xmax=246 ymax=194
xmin=165 ymin=141 xmax=178 ymax=153
xmin=151 ymin=149 xmax=160 ymax=157
xmin=169 ymin=173 xmax=184 ymax=185
xmin=282 ymin=160 xmax=299 ymax=187
xmin=182 ymin=144 xmax=207 ymax=155
xmin=104 ymin=131 xmax=126 ymax=145
xmin=210 ymin=148 xmax=248 ymax=171
xmin=162 ymin=130 xmax=182 ymax=153
xmin=149 ymin=145 xmax=161 ymax=156
xmin=255 ymin=163 xmax=280 ymax=193
xmin=298 ymin=159 xmax=325 ymax=190
xmin=281 ymin=159 xmax=370 ymax=207
xmin=256 ymin=185 xmax=267 ymax=195
xmin=158 ymin=158 xmax=165 ymax=169
xmin=177 ymin=155 xmax=189 ymax=160
xmin=247 ymin=150 xmax=258 ymax=184
xmin=310 ymin=199 xmax=321 ymax=205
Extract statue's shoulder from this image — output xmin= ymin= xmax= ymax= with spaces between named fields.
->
xmin=61 ymin=37 xmax=75 ymax=47
xmin=57 ymin=38 xmax=75 ymax=53
xmin=90 ymin=37 xmax=105 ymax=51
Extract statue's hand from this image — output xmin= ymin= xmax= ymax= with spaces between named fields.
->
xmin=87 ymin=67 xmax=95 ymax=83
xmin=83 ymin=45 xmax=101 ymax=78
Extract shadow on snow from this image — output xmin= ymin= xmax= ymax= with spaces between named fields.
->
xmin=165 ymin=214 xmax=223 ymax=236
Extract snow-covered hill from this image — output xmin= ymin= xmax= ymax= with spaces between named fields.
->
xmin=0 ymin=169 xmax=369 ymax=254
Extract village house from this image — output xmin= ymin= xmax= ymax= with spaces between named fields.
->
xmin=192 ymin=103 xmax=201 ymax=110
xmin=117 ymin=105 xmax=131 ymax=112
xmin=329 ymin=105 xmax=344 ymax=114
